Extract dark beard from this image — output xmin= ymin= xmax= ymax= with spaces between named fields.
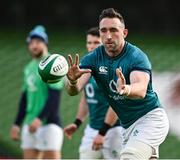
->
xmin=31 ymin=51 xmax=43 ymax=58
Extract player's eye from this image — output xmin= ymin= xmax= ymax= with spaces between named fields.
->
xmin=94 ymin=41 xmax=101 ymax=45
xmin=110 ymin=28 xmax=119 ymax=33
xmin=100 ymin=28 xmax=107 ymax=33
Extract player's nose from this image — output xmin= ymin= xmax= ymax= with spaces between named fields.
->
xmin=106 ymin=31 xmax=112 ymax=39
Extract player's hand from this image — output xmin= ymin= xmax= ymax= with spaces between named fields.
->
xmin=116 ymin=68 xmax=130 ymax=96
xmin=10 ymin=125 xmax=20 ymax=141
xmin=67 ymin=54 xmax=91 ymax=83
xmin=29 ymin=118 xmax=42 ymax=133
xmin=64 ymin=124 xmax=77 ymax=139
xmin=92 ymin=134 xmax=104 ymax=150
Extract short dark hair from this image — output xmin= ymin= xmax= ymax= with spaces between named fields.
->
xmin=99 ymin=8 xmax=125 ymax=26
xmin=86 ymin=27 xmax=100 ymax=37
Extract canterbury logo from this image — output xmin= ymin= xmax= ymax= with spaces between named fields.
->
xmin=99 ymin=66 xmax=108 ymax=74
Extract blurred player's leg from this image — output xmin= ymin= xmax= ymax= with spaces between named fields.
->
xmin=36 ymin=124 xmax=63 ymax=159
xmin=21 ymin=125 xmax=41 ymax=158
xmin=120 ymin=140 xmax=153 ymax=159
xmin=23 ymin=149 xmax=41 ymax=159
xmin=80 ymin=149 xmax=102 ymax=159
xmin=79 ymin=125 xmax=102 ymax=159
xmin=43 ymin=151 xmax=60 ymax=159
xmin=103 ymin=126 xmax=122 ymax=159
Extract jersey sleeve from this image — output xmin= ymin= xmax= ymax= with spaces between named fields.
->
xmin=131 ymin=51 xmax=152 ymax=75
xmin=14 ymin=91 xmax=27 ymax=126
xmin=38 ymin=88 xmax=61 ymax=121
xmin=47 ymin=78 xmax=64 ymax=90
xmin=79 ymin=51 xmax=96 ymax=74
xmin=22 ymin=68 xmax=27 ymax=91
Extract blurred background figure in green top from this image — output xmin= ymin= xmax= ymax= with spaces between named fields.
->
xmin=10 ymin=25 xmax=64 ymax=159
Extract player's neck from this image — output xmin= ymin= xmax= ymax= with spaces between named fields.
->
xmin=33 ymin=50 xmax=49 ymax=60
xmin=106 ymin=41 xmax=125 ymax=57
xmin=42 ymin=50 xmax=48 ymax=57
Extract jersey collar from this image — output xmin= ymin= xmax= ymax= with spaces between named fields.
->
xmin=103 ymin=41 xmax=128 ymax=60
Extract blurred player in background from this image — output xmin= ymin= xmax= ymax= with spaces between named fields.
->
xmin=10 ymin=25 xmax=64 ymax=159
xmin=65 ymin=8 xmax=169 ymax=159
xmin=64 ymin=27 xmax=122 ymax=159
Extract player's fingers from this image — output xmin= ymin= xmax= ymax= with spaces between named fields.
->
xmin=75 ymin=54 xmax=79 ymax=66
xmin=13 ymin=136 xmax=20 ymax=141
xmin=79 ymin=69 xmax=91 ymax=75
xmin=68 ymin=54 xmax=73 ymax=67
xmin=92 ymin=144 xmax=102 ymax=151
xmin=92 ymin=143 xmax=97 ymax=150
xmin=63 ymin=128 xmax=68 ymax=134
xmin=116 ymin=68 xmax=126 ymax=85
xmin=29 ymin=126 xmax=35 ymax=133
xmin=120 ymin=88 xmax=126 ymax=95
xmin=116 ymin=68 xmax=121 ymax=78
xmin=64 ymin=131 xmax=70 ymax=138
xmin=67 ymin=134 xmax=72 ymax=140
xmin=64 ymin=128 xmax=74 ymax=138
xmin=116 ymin=79 xmax=121 ymax=92
xmin=28 ymin=126 xmax=32 ymax=132
xmin=67 ymin=132 xmax=72 ymax=139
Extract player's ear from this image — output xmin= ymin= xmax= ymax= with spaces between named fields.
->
xmin=123 ymin=29 xmax=128 ymax=38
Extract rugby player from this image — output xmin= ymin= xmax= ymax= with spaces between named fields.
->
xmin=65 ymin=8 xmax=169 ymax=159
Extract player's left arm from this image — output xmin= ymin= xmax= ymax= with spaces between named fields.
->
xmin=116 ymin=69 xmax=150 ymax=99
xmin=128 ymin=70 xmax=150 ymax=98
xmin=29 ymin=88 xmax=61 ymax=133
xmin=92 ymin=106 xmax=118 ymax=150
xmin=10 ymin=91 xmax=27 ymax=140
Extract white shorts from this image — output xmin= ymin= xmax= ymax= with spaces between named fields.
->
xmin=21 ymin=124 xmax=63 ymax=151
xmin=79 ymin=125 xmax=122 ymax=159
xmin=120 ymin=108 xmax=169 ymax=158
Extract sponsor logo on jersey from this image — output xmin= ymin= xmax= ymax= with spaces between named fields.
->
xmin=109 ymin=94 xmax=125 ymax=100
xmin=86 ymin=98 xmax=98 ymax=104
xmin=27 ymin=74 xmax=37 ymax=91
xmin=109 ymin=79 xmax=125 ymax=100
xmin=109 ymin=80 xmax=117 ymax=93
xmin=99 ymin=66 xmax=108 ymax=74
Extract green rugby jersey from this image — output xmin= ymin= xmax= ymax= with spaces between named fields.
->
xmin=85 ymin=77 xmax=120 ymax=130
xmin=22 ymin=56 xmax=64 ymax=125
xmin=80 ymin=42 xmax=160 ymax=129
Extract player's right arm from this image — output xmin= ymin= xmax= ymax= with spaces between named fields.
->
xmin=64 ymin=91 xmax=89 ymax=139
xmin=10 ymin=91 xmax=27 ymax=141
xmin=76 ymin=91 xmax=89 ymax=122
xmin=92 ymin=106 xmax=118 ymax=150
xmin=65 ymin=54 xmax=91 ymax=96
xmin=104 ymin=106 xmax=118 ymax=126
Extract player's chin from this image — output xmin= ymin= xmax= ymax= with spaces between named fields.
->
xmin=105 ymin=46 xmax=116 ymax=53
xmin=31 ymin=51 xmax=43 ymax=58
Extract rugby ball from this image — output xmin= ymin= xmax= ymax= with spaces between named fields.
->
xmin=38 ymin=54 xmax=69 ymax=83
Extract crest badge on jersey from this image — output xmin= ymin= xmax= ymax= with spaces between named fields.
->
xmin=98 ymin=66 xmax=108 ymax=74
